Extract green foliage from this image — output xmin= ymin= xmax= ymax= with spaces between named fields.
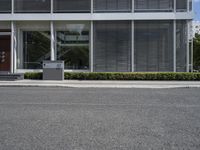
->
xmin=24 ymin=72 xmax=43 ymax=80
xmin=24 ymin=72 xmax=200 ymax=81
xmin=193 ymin=33 xmax=200 ymax=70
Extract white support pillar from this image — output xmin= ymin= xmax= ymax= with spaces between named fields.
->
xmin=11 ymin=21 xmax=16 ymax=73
xmin=50 ymin=21 xmax=55 ymax=61
xmin=90 ymin=21 xmax=94 ymax=72
xmin=131 ymin=20 xmax=134 ymax=72
xmin=173 ymin=20 xmax=176 ymax=72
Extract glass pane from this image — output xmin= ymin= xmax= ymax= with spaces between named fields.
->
xmin=134 ymin=21 xmax=174 ymax=72
xmin=55 ymin=22 xmax=90 ymax=70
xmin=189 ymin=0 xmax=192 ymax=11
xmin=94 ymin=21 xmax=131 ymax=72
xmin=134 ymin=0 xmax=174 ymax=12
xmin=23 ymin=31 xmax=50 ymax=69
xmin=54 ymin=0 xmax=91 ymax=13
xmin=176 ymin=20 xmax=187 ymax=72
xmin=0 ymin=0 xmax=11 ymax=13
xmin=14 ymin=0 xmax=51 ymax=13
xmin=176 ymin=0 xmax=187 ymax=12
xmin=94 ymin=0 xmax=132 ymax=12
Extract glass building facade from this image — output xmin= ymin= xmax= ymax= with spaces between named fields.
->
xmin=0 ymin=0 xmax=193 ymax=73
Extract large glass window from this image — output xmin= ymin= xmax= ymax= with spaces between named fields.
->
xmin=22 ymin=31 xmax=50 ymax=69
xmin=134 ymin=21 xmax=174 ymax=72
xmin=94 ymin=0 xmax=131 ymax=12
xmin=176 ymin=0 xmax=187 ymax=12
xmin=17 ymin=22 xmax=50 ymax=69
xmin=94 ymin=21 xmax=131 ymax=72
xmin=55 ymin=22 xmax=90 ymax=70
xmin=14 ymin=0 xmax=51 ymax=13
xmin=134 ymin=0 xmax=174 ymax=12
xmin=0 ymin=0 xmax=11 ymax=13
xmin=176 ymin=20 xmax=187 ymax=72
xmin=54 ymin=0 xmax=91 ymax=13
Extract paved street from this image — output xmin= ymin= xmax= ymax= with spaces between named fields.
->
xmin=0 ymin=87 xmax=200 ymax=150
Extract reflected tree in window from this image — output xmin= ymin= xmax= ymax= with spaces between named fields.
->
xmin=23 ymin=31 xmax=50 ymax=69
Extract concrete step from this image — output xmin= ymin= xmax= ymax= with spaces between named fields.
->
xmin=0 ymin=73 xmax=24 ymax=81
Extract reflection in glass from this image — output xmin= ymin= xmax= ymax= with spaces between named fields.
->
xmin=56 ymin=23 xmax=89 ymax=70
xmin=23 ymin=31 xmax=50 ymax=69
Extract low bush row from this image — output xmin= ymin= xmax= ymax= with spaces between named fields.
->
xmin=24 ymin=72 xmax=200 ymax=81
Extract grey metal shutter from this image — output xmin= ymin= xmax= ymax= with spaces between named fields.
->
xmin=14 ymin=0 xmax=51 ymax=13
xmin=176 ymin=0 xmax=187 ymax=12
xmin=135 ymin=0 xmax=173 ymax=12
xmin=0 ymin=0 xmax=11 ymax=13
xmin=160 ymin=0 xmax=173 ymax=10
xmin=94 ymin=21 xmax=131 ymax=72
xmin=176 ymin=21 xmax=187 ymax=72
xmin=54 ymin=0 xmax=91 ymax=13
xmin=134 ymin=21 xmax=174 ymax=72
xmin=94 ymin=0 xmax=131 ymax=12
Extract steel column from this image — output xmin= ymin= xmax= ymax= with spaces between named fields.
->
xmin=131 ymin=20 xmax=134 ymax=72
xmin=50 ymin=21 xmax=55 ymax=61
xmin=173 ymin=20 xmax=176 ymax=72
xmin=186 ymin=20 xmax=190 ymax=72
xmin=90 ymin=21 xmax=94 ymax=72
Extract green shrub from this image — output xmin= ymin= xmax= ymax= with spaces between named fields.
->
xmin=24 ymin=72 xmax=200 ymax=81
xmin=24 ymin=72 xmax=43 ymax=80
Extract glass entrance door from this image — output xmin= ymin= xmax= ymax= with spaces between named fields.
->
xmin=0 ymin=33 xmax=11 ymax=72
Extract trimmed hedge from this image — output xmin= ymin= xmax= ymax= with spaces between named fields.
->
xmin=24 ymin=72 xmax=200 ymax=81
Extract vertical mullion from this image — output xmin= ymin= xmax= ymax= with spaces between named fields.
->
xmin=50 ymin=21 xmax=55 ymax=61
xmin=186 ymin=20 xmax=190 ymax=72
xmin=191 ymin=37 xmax=193 ymax=72
xmin=91 ymin=0 xmax=93 ymax=13
xmin=131 ymin=20 xmax=134 ymax=72
xmin=90 ymin=21 xmax=94 ymax=72
xmin=11 ymin=21 xmax=15 ymax=73
xmin=187 ymin=0 xmax=189 ymax=12
xmin=173 ymin=20 xmax=176 ymax=72
xmin=51 ymin=0 xmax=53 ymax=13
xmin=174 ymin=0 xmax=176 ymax=12
xmin=132 ymin=0 xmax=134 ymax=12
xmin=11 ymin=0 xmax=14 ymax=14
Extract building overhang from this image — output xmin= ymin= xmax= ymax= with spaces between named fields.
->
xmin=0 ymin=12 xmax=193 ymax=21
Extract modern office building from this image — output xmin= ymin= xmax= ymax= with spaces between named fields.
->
xmin=0 ymin=0 xmax=193 ymax=73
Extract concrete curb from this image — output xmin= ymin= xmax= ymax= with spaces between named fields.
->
xmin=0 ymin=80 xmax=200 ymax=89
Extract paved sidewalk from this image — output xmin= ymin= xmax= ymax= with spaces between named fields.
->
xmin=0 ymin=80 xmax=200 ymax=88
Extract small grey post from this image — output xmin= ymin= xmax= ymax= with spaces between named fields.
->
xmin=43 ymin=61 xmax=64 ymax=80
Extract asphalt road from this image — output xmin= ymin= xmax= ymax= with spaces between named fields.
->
xmin=0 ymin=87 xmax=200 ymax=150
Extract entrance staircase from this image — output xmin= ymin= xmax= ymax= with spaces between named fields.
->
xmin=0 ymin=72 xmax=24 ymax=81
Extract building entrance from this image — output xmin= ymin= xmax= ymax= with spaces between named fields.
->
xmin=0 ymin=33 xmax=11 ymax=72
